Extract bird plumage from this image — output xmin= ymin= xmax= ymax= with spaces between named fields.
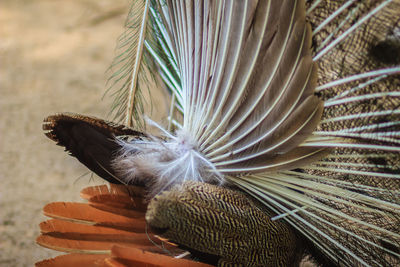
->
xmin=36 ymin=183 xmax=214 ymax=267
xmin=39 ymin=0 xmax=400 ymax=266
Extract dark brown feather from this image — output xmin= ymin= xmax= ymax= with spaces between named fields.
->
xmin=43 ymin=113 xmax=145 ymax=184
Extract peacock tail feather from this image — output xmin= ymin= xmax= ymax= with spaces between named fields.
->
xmin=40 ymin=1 xmax=400 ymax=266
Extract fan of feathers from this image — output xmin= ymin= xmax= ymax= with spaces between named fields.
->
xmin=38 ymin=0 xmax=400 ymax=266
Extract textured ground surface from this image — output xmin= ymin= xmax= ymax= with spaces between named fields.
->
xmin=0 ymin=1 xmax=131 ymax=265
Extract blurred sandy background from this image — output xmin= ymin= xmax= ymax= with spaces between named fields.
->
xmin=0 ymin=0 xmax=147 ymax=265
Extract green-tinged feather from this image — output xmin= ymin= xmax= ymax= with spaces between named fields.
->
xmin=146 ymin=3 xmax=183 ymax=129
xmin=105 ymin=0 xmax=153 ymax=128
xmin=105 ymin=0 xmax=182 ymax=129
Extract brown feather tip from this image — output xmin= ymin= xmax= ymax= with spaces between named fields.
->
xmin=43 ymin=113 xmax=143 ymax=141
xmin=42 ymin=113 xmax=148 ymax=184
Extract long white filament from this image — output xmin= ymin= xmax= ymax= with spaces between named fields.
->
xmin=312 ymin=0 xmax=357 ymax=35
xmin=125 ymin=0 xmax=151 ymax=127
xmin=205 ymin=24 xmax=308 ymax=156
xmin=313 ymin=0 xmax=393 ymax=61
xmin=316 ymin=67 xmax=400 ymax=92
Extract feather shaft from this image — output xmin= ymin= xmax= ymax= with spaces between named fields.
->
xmin=125 ymin=0 xmax=151 ymax=127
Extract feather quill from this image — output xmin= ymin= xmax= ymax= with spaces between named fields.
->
xmin=106 ymin=0 xmax=154 ymax=128
xmin=124 ymin=0 xmax=150 ymax=127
